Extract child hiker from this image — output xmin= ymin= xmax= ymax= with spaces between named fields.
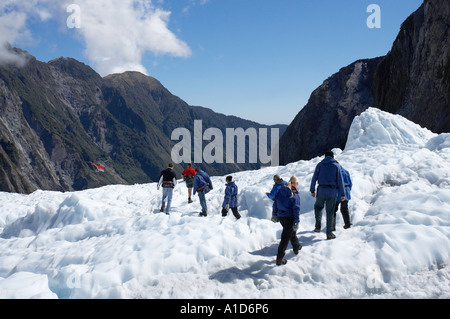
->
xmin=221 ymin=176 xmax=241 ymax=220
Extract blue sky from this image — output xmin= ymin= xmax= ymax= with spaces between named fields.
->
xmin=2 ymin=0 xmax=423 ymax=125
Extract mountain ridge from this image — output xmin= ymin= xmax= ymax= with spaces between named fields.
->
xmin=0 ymin=51 xmax=285 ymax=193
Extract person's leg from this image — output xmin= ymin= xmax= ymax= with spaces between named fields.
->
xmin=166 ymin=188 xmax=173 ymax=213
xmin=340 ymin=200 xmax=351 ymax=228
xmin=231 ymin=207 xmax=241 ymax=219
xmin=325 ymin=197 xmax=337 ymax=236
xmin=333 ymin=201 xmax=341 ymax=231
xmin=161 ymin=188 xmax=168 ymax=212
xmin=198 ymin=192 xmax=207 ymax=215
xmin=314 ymin=196 xmax=326 ymax=231
xmin=221 ymin=207 xmax=228 ymax=217
xmin=277 ymin=217 xmax=293 ymax=261
xmin=290 ymin=224 xmax=301 ymax=254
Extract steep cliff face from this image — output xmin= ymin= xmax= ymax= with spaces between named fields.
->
xmin=280 ymin=57 xmax=382 ymax=165
xmin=373 ymin=0 xmax=450 ymax=133
xmin=280 ymin=0 xmax=449 ymax=165
xmin=0 ymin=52 xmax=126 ymax=193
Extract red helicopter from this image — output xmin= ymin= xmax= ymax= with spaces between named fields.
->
xmin=88 ymin=161 xmax=105 ymax=172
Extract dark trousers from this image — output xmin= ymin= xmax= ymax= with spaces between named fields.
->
xmin=277 ymin=217 xmax=300 ymax=260
xmin=333 ymin=200 xmax=351 ymax=229
xmin=314 ymin=196 xmax=337 ymax=235
xmin=222 ymin=207 xmax=241 ymax=219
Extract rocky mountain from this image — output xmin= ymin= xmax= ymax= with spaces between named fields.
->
xmin=279 ymin=57 xmax=383 ymax=164
xmin=373 ymin=0 xmax=450 ymax=133
xmin=280 ymin=0 xmax=449 ymax=165
xmin=0 ymin=49 xmax=285 ymax=193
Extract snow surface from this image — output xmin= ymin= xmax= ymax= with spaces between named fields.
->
xmin=0 ymin=108 xmax=449 ymax=299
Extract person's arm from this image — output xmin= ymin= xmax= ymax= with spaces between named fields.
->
xmin=206 ymin=175 xmax=213 ymax=190
xmin=193 ymin=176 xmax=198 ymax=195
xmin=271 ymin=192 xmax=280 ymax=222
xmin=292 ymin=196 xmax=300 ymax=224
xmin=310 ymin=166 xmax=319 ymax=197
xmin=223 ymin=187 xmax=231 ymax=208
xmin=337 ymin=167 xmax=345 ymax=202
xmin=157 ymin=175 xmax=163 ymax=189
xmin=348 ymin=172 xmax=353 ymax=190
xmin=267 ymin=185 xmax=278 ymax=199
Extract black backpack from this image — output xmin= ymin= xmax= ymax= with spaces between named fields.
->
xmin=184 ymin=174 xmax=194 ymax=184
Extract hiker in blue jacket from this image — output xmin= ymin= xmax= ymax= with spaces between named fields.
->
xmin=266 ymin=175 xmax=288 ymax=200
xmin=221 ymin=176 xmax=241 ymax=220
xmin=333 ymin=163 xmax=353 ymax=230
xmin=193 ymin=168 xmax=213 ymax=217
xmin=272 ymin=176 xmax=302 ymax=266
xmin=310 ymin=151 xmax=345 ymax=240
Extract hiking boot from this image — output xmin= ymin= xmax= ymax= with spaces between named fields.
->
xmin=199 ymin=212 xmax=207 ymax=217
xmin=327 ymin=233 xmax=336 ymax=240
xmin=276 ymin=258 xmax=287 ymax=266
xmin=344 ymin=224 xmax=352 ymax=229
xmin=160 ymin=205 xmax=165 ymax=212
xmin=314 ymin=227 xmax=321 ymax=233
xmin=188 ymin=198 xmax=193 ymax=204
xmin=293 ymin=244 xmax=302 ymax=255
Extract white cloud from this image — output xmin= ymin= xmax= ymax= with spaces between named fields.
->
xmin=0 ymin=0 xmax=192 ymax=75
xmin=182 ymin=0 xmax=210 ymax=14
xmin=72 ymin=0 xmax=192 ymax=76
xmin=0 ymin=5 xmax=33 ymax=66
xmin=0 ymin=0 xmax=67 ymax=66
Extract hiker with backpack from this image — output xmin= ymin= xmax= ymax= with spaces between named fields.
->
xmin=182 ymin=163 xmax=196 ymax=204
xmin=157 ymin=163 xmax=177 ymax=215
xmin=272 ymin=176 xmax=302 ymax=266
xmin=193 ymin=168 xmax=213 ymax=217
xmin=221 ymin=175 xmax=241 ymax=220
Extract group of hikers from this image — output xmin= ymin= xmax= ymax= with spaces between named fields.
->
xmin=270 ymin=150 xmax=353 ymax=265
xmin=157 ymin=163 xmax=240 ymax=219
xmin=157 ymin=150 xmax=352 ymax=266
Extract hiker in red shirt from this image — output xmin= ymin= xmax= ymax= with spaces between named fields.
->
xmin=182 ymin=163 xmax=196 ymax=204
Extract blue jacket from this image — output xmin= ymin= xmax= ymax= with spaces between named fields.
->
xmin=310 ymin=156 xmax=345 ymax=198
xmin=193 ymin=170 xmax=213 ymax=195
xmin=266 ymin=180 xmax=288 ymax=200
xmin=222 ymin=182 xmax=238 ymax=208
xmin=336 ymin=167 xmax=352 ymax=201
xmin=273 ymin=186 xmax=301 ymax=224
